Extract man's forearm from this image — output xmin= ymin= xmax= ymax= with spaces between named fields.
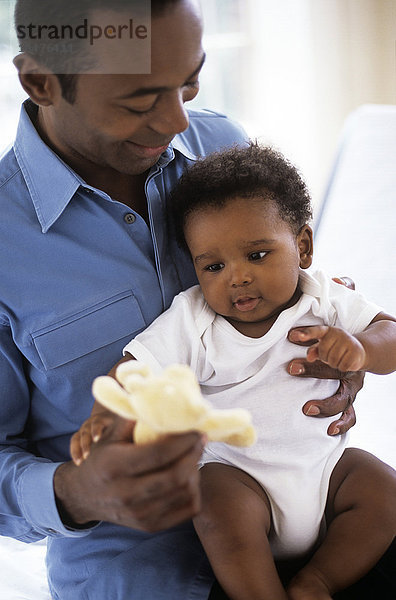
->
xmin=53 ymin=462 xmax=98 ymax=527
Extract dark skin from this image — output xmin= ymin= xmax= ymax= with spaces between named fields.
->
xmin=15 ymin=0 xmax=363 ymax=532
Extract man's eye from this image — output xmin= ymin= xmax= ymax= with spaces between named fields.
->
xmin=125 ymin=104 xmax=156 ymax=115
xmin=205 ymin=263 xmax=224 ymax=272
xmin=249 ymin=251 xmax=267 ymax=261
xmin=122 ymin=95 xmax=158 ymax=115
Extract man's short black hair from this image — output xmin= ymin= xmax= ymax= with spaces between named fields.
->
xmin=14 ymin=0 xmax=182 ymax=103
xmin=170 ymin=142 xmax=313 ymax=250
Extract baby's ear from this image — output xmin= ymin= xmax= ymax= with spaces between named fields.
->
xmin=297 ymin=225 xmax=313 ymax=269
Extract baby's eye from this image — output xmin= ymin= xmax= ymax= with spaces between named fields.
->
xmin=204 ymin=263 xmax=224 ymax=272
xmin=249 ymin=251 xmax=267 ymax=261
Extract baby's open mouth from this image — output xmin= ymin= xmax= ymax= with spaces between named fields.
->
xmin=233 ymin=297 xmax=260 ymax=312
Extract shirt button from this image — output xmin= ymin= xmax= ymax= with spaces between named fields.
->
xmin=124 ymin=213 xmax=136 ymax=224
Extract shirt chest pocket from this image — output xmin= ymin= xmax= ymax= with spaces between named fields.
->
xmin=31 ymin=290 xmax=146 ymax=370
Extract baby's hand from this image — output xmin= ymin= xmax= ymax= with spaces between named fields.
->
xmin=289 ymin=325 xmax=366 ymax=372
xmin=70 ymin=412 xmax=117 ymax=466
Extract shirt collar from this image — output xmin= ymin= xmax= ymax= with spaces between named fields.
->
xmin=13 ymin=100 xmax=82 ymax=233
xmin=170 ymin=134 xmax=198 ymax=162
xmin=13 ymin=100 xmax=199 ymax=232
xmin=298 ymin=269 xmax=322 ymax=297
xmin=157 ymin=127 xmax=199 ymax=169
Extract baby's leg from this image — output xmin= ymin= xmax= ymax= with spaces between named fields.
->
xmin=194 ymin=463 xmax=288 ymax=600
xmin=287 ymin=448 xmax=396 ymax=599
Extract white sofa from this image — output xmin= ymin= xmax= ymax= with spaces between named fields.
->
xmin=314 ymin=104 xmax=396 ymax=468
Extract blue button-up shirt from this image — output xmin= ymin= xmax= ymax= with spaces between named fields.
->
xmin=0 ymin=100 xmax=246 ymax=599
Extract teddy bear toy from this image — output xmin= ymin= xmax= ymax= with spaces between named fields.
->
xmin=92 ymin=360 xmax=257 ymax=447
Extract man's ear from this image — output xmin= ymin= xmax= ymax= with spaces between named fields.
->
xmin=13 ymin=53 xmax=57 ymax=107
xmin=297 ymin=224 xmax=313 ymax=269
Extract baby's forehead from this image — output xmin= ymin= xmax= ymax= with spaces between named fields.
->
xmin=184 ymin=195 xmax=297 ymax=241
xmin=185 ymin=193 xmax=287 ymax=225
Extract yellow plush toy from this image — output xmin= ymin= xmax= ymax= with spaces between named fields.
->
xmin=92 ymin=361 xmax=257 ymax=447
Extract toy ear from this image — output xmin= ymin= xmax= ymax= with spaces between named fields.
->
xmin=133 ymin=421 xmax=159 ymax=444
xmin=298 ymin=225 xmax=313 ymax=269
xmin=92 ymin=376 xmax=138 ymax=420
xmin=200 ymin=409 xmax=257 ymax=446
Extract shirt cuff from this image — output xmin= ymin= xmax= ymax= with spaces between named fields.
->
xmin=17 ymin=460 xmax=98 ymax=538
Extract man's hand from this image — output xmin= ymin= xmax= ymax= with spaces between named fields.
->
xmin=54 ymin=416 xmax=205 ymax=533
xmin=285 ymin=274 xmax=363 ymax=436
xmin=287 ymin=331 xmax=364 ymax=436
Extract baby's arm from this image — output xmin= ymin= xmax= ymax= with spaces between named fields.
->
xmin=292 ymin=312 xmax=396 ymax=374
xmin=70 ymin=354 xmax=135 ymax=465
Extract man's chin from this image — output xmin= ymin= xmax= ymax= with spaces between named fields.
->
xmin=111 ymin=152 xmax=161 ymax=176
xmin=112 ymin=142 xmax=169 ymax=175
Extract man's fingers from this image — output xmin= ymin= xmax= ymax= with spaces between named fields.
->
xmin=301 ymin=374 xmax=361 ymax=426
xmin=89 ymin=435 xmax=203 ymax=532
xmin=127 ymin=443 xmax=202 ymax=501
xmin=288 ymin=357 xmax=363 ymax=437
xmin=288 ymin=358 xmax=344 ymax=379
xmin=119 ymin=476 xmax=202 ymax=532
xmin=150 ymin=483 xmax=202 ymax=532
xmin=302 ymin=390 xmax=347 ymax=418
xmin=100 ymin=431 xmax=205 ymax=478
xmin=61 ymin=431 xmax=205 ymax=528
xmin=132 ymin=432 xmax=205 ymax=476
xmin=327 ymin=405 xmax=357 ymax=436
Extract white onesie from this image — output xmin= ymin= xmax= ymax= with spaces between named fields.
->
xmin=124 ymin=269 xmax=381 ymax=560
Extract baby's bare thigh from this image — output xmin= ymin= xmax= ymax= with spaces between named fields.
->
xmin=199 ymin=463 xmax=272 ymax=532
xmin=326 ymin=447 xmax=396 ymax=523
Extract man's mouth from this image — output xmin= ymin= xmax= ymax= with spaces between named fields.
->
xmin=232 ymin=296 xmax=260 ymax=312
xmin=126 ymin=140 xmax=170 ymax=158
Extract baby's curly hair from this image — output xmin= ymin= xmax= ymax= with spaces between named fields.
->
xmin=170 ymin=142 xmax=312 ymax=249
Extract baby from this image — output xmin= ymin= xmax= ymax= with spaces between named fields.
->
xmin=71 ymin=143 xmax=396 ymax=600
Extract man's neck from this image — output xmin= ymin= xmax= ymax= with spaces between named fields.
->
xmin=30 ymin=101 xmax=149 ymax=220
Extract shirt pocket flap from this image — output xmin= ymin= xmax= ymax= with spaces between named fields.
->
xmin=31 ymin=291 xmax=146 ymax=370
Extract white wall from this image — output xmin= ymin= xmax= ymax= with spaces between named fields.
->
xmin=242 ymin=0 xmax=396 ymax=205
xmin=2 ymin=0 xmax=395 ymax=200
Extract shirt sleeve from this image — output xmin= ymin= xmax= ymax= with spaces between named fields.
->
xmin=327 ymin=277 xmax=383 ymax=334
xmin=0 ymin=321 xmax=94 ymax=541
xmin=123 ymin=288 xmax=202 ymax=373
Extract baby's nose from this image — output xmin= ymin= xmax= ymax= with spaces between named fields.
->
xmin=230 ymin=265 xmax=253 ymax=287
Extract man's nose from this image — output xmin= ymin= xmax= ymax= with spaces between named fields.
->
xmin=149 ymin=90 xmax=189 ymax=136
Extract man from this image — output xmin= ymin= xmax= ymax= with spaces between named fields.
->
xmin=1 ymin=1 xmax=388 ymax=598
